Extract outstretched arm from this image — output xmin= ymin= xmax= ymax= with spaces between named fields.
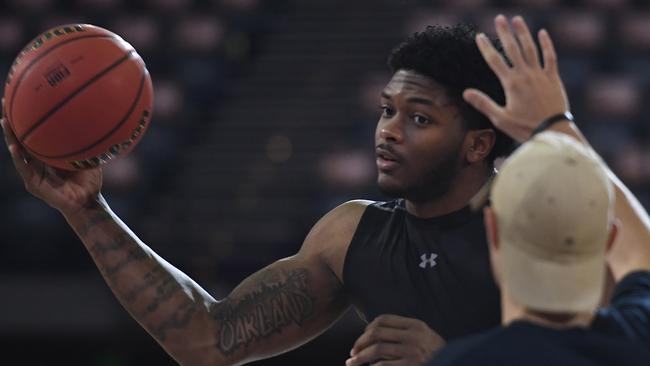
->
xmin=463 ymin=15 xmax=650 ymax=280
xmin=66 ymin=198 xmax=353 ymax=366
xmin=1 ymin=117 xmax=361 ymax=365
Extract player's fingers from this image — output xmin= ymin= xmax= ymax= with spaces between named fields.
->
xmin=539 ymin=29 xmax=558 ymax=75
xmin=1 ymin=118 xmax=21 ymax=158
xmin=351 ymin=326 xmax=407 ymax=356
xmin=1 ymin=119 xmax=34 ymax=181
xmin=1 ymin=118 xmax=17 ymax=147
xmin=463 ymin=89 xmax=505 ymax=124
xmin=475 ymin=33 xmax=510 ymax=79
xmin=7 ymin=141 xmax=34 ymax=182
xmin=367 ymin=314 xmax=420 ymax=331
xmin=494 ymin=14 xmax=524 ymax=67
xmin=346 ymin=343 xmax=402 ymax=366
xmin=512 ymin=16 xmax=539 ymax=68
xmin=372 ymin=360 xmax=409 ymax=366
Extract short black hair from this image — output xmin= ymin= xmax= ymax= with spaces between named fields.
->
xmin=388 ymin=23 xmax=515 ymax=164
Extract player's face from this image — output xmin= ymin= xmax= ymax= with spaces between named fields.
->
xmin=375 ymin=70 xmax=467 ymax=201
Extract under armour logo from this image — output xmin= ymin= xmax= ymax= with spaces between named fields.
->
xmin=419 ymin=253 xmax=438 ymax=268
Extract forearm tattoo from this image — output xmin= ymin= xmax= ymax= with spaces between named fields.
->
xmin=213 ymin=268 xmax=314 ymax=356
xmin=79 ymin=210 xmax=198 ymax=341
xmin=77 ymin=210 xmax=111 ymax=238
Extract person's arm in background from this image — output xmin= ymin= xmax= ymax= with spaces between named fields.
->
xmin=1 ymin=116 xmax=363 ymax=366
xmin=462 ymin=15 xmax=650 ymax=281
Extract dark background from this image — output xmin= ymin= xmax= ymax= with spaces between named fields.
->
xmin=0 ymin=0 xmax=649 ymax=365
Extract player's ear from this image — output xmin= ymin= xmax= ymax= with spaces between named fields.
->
xmin=465 ymin=128 xmax=496 ymax=164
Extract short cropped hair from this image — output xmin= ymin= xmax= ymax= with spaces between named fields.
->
xmin=388 ymin=24 xmax=515 ymax=164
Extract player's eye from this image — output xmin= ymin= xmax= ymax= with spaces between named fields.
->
xmin=413 ymin=114 xmax=432 ymax=126
xmin=380 ymin=105 xmax=395 ymax=118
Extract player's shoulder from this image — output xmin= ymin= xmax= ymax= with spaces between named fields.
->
xmin=331 ymin=199 xmax=402 ymax=216
xmin=338 ymin=199 xmax=376 ymax=210
xmin=299 ymin=200 xmax=375 ymax=275
xmin=334 ymin=199 xmax=375 ymax=215
xmin=317 ymin=199 xmax=406 ymax=233
xmin=310 ymin=199 xmax=375 ymax=238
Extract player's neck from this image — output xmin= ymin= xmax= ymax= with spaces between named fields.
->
xmin=405 ymin=166 xmax=492 ymax=218
xmin=502 ymin=293 xmax=594 ymax=330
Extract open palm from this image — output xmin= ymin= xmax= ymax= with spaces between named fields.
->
xmin=463 ymin=15 xmax=570 ymax=142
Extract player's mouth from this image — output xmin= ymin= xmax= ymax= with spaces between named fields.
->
xmin=376 ymin=146 xmax=400 ymax=171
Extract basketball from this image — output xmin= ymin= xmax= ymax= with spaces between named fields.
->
xmin=2 ymin=24 xmax=153 ymax=170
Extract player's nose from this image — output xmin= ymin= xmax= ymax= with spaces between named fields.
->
xmin=378 ymin=116 xmax=403 ymax=143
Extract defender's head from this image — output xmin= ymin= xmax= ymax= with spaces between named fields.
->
xmin=485 ymin=131 xmax=616 ymax=314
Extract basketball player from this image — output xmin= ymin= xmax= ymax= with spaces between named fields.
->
xmin=417 ymin=15 xmax=650 ymax=366
xmin=1 ymin=24 xmax=514 ymax=366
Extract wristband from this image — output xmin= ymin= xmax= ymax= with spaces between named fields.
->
xmin=531 ymin=111 xmax=574 ymax=136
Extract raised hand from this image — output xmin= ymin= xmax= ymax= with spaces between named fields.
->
xmin=1 ymin=116 xmax=103 ymax=216
xmin=463 ymin=15 xmax=570 ymax=142
xmin=346 ymin=314 xmax=446 ymax=366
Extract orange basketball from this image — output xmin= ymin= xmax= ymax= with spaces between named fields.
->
xmin=2 ymin=24 xmax=153 ymax=170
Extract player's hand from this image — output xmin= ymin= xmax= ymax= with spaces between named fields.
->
xmin=346 ymin=314 xmax=445 ymax=366
xmin=1 ymin=116 xmax=103 ymax=216
xmin=463 ymin=15 xmax=569 ymax=142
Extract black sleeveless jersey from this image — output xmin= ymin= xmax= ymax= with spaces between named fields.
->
xmin=342 ymin=199 xmax=501 ymax=341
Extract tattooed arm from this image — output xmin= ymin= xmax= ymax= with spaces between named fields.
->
xmin=67 ymin=197 xmax=362 ymax=365
xmin=2 ymin=118 xmax=364 ymax=365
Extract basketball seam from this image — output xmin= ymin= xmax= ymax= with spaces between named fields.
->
xmin=18 ymin=50 xmax=135 ymax=142
xmin=29 ymin=69 xmax=147 ymax=159
xmin=8 ymin=34 xmax=123 ymax=127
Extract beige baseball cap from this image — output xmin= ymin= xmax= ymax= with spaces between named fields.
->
xmin=491 ymin=131 xmax=614 ymax=313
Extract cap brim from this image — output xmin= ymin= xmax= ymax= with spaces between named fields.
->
xmin=501 ymin=239 xmax=606 ymax=313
